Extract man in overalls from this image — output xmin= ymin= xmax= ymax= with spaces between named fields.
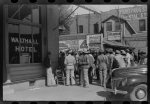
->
xmin=78 ymin=50 xmax=90 ymax=88
xmin=97 ymin=50 xmax=108 ymax=88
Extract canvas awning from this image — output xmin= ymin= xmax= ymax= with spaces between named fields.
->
xmin=103 ymin=40 xmax=133 ymax=49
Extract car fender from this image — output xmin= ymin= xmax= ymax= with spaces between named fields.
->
xmin=126 ymin=75 xmax=147 ymax=86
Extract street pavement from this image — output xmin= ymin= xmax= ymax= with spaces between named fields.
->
xmin=3 ymin=84 xmax=107 ymax=101
xmin=3 ymin=77 xmax=130 ymax=101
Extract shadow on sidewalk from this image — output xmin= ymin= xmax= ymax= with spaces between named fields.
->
xmin=96 ymin=90 xmax=130 ymax=101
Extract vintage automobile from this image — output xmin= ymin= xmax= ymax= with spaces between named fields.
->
xmin=106 ymin=65 xmax=147 ymax=101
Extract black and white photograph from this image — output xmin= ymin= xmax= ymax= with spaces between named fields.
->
xmin=2 ymin=4 xmax=147 ymax=101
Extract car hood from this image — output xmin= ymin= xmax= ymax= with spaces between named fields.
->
xmin=112 ymin=65 xmax=147 ymax=79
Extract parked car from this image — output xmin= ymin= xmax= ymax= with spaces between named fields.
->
xmin=106 ymin=65 xmax=147 ymax=101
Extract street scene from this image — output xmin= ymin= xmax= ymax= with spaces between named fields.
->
xmin=3 ymin=5 xmax=147 ymax=101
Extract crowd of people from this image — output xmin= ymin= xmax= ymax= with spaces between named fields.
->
xmin=57 ymin=48 xmax=147 ymax=88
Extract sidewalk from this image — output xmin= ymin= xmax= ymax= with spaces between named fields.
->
xmin=3 ymin=84 xmax=106 ymax=101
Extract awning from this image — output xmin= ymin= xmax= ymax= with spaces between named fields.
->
xmin=103 ymin=40 xmax=133 ymax=49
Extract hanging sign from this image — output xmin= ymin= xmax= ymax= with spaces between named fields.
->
xmin=107 ymin=31 xmax=121 ymax=40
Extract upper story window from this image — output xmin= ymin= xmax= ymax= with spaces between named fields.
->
xmin=94 ymin=23 xmax=99 ymax=34
xmin=139 ymin=19 xmax=146 ymax=31
xmin=8 ymin=5 xmax=40 ymax=24
xmin=106 ymin=22 xmax=112 ymax=31
xmin=79 ymin=25 xmax=83 ymax=33
xmin=115 ymin=21 xmax=121 ymax=31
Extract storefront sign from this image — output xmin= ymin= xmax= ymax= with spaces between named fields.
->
xmin=107 ymin=32 xmax=121 ymax=40
xmin=87 ymin=34 xmax=101 ymax=44
xmin=119 ymin=6 xmax=147 ymax=20
xmin=86 ymin=34 xmax=103 ymax=50
xmin=59 ymin=40 xmax=79 ymax=50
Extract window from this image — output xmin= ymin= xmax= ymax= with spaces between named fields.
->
xmin=94 ymin=23 xmax=99 ymax=34
xmin=115 ymin=21 xmax=121 ymax=31
xmin=8 ymin=5 xmax=40 ymax=23
xmin=9 ymin=24 xmax=42 ymax=64
xmin=139 ymin=19 xmax=146 ymax=31
xmin=8 ymin=5 xmax=42 ymax=64
xmin=106 ymin=22 xmax=112 ymax=31
xmin=79 ymin=25 xmax=83 ymax=33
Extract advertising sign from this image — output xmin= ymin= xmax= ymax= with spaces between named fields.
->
xmin=119 ymin=6 xmax=147 ymax=20
xmin=107 ymin=32 xmax=121 ymax=40
xmin=86 ymin=34 xmax=103 ymax=50
xmin=59 ymin=40 xmax=79 ymax=50
xmin=87 ymin=34 xmax=101 ymax=44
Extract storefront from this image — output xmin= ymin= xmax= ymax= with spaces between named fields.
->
xmin=3 ymin=5 xmax=59 ymax=83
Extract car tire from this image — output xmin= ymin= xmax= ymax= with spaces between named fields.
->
xmin=130 ymin=84 xmax=147 ymax=101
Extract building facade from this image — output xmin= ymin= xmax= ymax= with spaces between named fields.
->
xmin=68 ymin=5 xmax=147 ymax=53
xmin=3 ymin=5 xmax=59 ymax=83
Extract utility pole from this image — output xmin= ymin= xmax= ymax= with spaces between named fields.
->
xmin=88 ymin=11 xmax=90 ymax=34
xmin=76 ymin=13 xmax=78 ymax=34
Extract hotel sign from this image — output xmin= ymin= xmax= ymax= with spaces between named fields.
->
xmin=119 ymin=6 xmax=147 ymax=20
xmin=107 ymin=31 xmax=121 ymax=40
xmin=9 ymin=33 xmax=41 ymax=53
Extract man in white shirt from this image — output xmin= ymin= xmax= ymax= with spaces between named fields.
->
xmin=115 ymin=50 xmax=126 ymax=68
xmin=64 ymin=50 xmax=76 ymax=86
xmin=126 ymin=49 xmax=131 ymax=67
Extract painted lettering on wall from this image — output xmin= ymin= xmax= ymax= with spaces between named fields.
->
xmin=119 ymin=6 xmax=147 ymax=20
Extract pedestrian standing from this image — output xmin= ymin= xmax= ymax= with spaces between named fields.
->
xmin=44 ymin=52 xmax=56 ymax=87
xmin=106 ymin=48 xmax=115 ymax=83
xmin=87 ymin=51 xmax=95 ymax=84
xmin=115 ymin=50 xmax=126 ymax=68
xmin=78 ymin=51 xmax=90 ymax=88
xmin=121 ymin=50 xmax=128 ymax=67
xmin=125 ymin=49 xmax=131 ymax=67
xmin=105 ymin=49 xmax=110 ymax=82
xmin=139 ymin=51 xmax=147 ymax=65
xmin=74 ymin=52 xmax=79 ymax=79
xmin=64 ymin=51 xmax=76 ymax=86
xmin=96 ymin=50 xmax=108 ymax=88
xmin=138 ymin=50 xmax=141 ymax=63
xmin=94 ymin=52 xmax=99 ymax=80
xmin=59 ymin=52 xmax=66 ymax=77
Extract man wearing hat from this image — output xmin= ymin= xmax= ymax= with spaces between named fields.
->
xmin=96 ymin=49 xmax=108 ymax=88
xmin=64 ymin=50 xmax=76 ymax=86
xmin=78 ymin=50 xmax=90 ymax=88
xmin=86 ymin=51 xmax=95 ymax=84
xmin=106 ymin=48 xmax=115 ymax=83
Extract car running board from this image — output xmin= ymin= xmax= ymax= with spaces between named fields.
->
xmin=104 ymin=88 xmax=128 ymax=95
